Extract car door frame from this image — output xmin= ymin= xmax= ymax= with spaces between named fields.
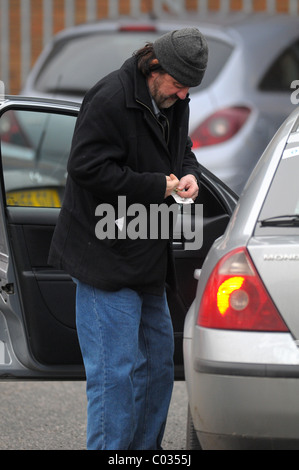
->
xmin=0 ymin=97 xmax=238 ymax=380
xmin=0 ymin=97 xmax=84 ymax=379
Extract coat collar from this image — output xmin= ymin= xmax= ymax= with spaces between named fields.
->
xmin=119 ymin=57 xmax=190 ymax=158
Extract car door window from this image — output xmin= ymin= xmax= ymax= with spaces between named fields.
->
xmin=0 ymin=109 xmax=76 ymax=207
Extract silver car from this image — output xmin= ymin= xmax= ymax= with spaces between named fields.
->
xmin=0 ymin=95 xmax=237 ymax=381
xmin=21 ymin=14 xmax=299 ymax=194
xmin=183 ymin=105 xmax=299 ymax=450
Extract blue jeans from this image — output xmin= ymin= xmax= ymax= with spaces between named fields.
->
xmin=74 ymin=281 xmax=174 ymax=450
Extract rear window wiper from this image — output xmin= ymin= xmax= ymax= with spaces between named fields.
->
xmin=259 ymin=214 xmax=299 ymax=227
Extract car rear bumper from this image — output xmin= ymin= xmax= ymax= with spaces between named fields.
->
xmin=183 ymin=321 xmax=299 ymax=450
xmin=187 ymin=369 xmax=299 ymax=450
xmin=197 ymin=430 xmax=299 ymax=450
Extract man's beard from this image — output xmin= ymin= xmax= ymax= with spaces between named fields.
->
xmin=149 ymin=75 xmax=178 ymax=109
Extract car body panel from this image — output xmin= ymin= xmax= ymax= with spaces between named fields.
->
xmin=249 ymin=238 xmax=299 ymax=342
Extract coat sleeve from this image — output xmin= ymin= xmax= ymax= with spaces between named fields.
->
xmin=67 ymin=86 xmax=166 ymax=207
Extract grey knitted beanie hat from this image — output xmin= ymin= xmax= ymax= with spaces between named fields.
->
xmin=153 ymin=28 xmax=208 ymax=87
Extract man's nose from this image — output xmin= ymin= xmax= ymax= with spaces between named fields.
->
xmin=176 ymin=88 xmax=189 ymax=100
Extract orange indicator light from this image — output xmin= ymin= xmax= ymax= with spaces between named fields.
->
xmin=217 ymin=276 xmax=245 ymax=315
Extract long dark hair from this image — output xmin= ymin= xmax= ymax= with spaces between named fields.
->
xmin=134 ymin=43 xmax=166 ymax=77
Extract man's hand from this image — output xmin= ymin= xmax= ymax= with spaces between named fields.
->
xmin=176 ymin=174 xmax=199 ymax=200
xmin=165 ymin=173 xmax=179 ymax=198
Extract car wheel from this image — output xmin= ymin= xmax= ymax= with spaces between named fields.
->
xmin=186 ymin=405 xmax=202 ymax=450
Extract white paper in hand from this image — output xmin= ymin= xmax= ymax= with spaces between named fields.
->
xmin=171 ymin=191 xmax=194 ymax=204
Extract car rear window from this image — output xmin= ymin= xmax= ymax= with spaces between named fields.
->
xmin=255 ymin=118 xmax=299 ymax=235
xmin=34 ymin=31 xmax=233 ymax=97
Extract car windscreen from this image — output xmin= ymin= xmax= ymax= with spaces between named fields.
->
xmin=33 ymin=31 xmax=233 ymax=97
xmin=256 ymin=132 xmax=299 ymax=236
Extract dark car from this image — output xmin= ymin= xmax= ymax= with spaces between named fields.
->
xmin=0 ymin=96 xmax=237 ymax=380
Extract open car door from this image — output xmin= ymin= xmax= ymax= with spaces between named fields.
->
xmin=0 ymin=97 xmax=237 ymax=379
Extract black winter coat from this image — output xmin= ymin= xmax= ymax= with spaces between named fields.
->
xmin=48 ymin=56 xmax=201 ymax=295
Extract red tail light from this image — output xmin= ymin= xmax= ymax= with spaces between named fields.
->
xmin=190 ymin=106 xmax=251 ymax=148
xmin=197 ymin=248 xmax=289 ymax=332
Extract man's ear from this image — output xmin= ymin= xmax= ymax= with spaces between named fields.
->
xmin=149 ymin=58 xmax=160 ymax=76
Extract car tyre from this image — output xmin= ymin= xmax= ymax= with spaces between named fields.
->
xmin=186 ymin=405 xmax=202 ymax=450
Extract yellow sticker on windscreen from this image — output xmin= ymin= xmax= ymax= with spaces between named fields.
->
xmin=6 ymin=189 xmax=61 ymax=207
